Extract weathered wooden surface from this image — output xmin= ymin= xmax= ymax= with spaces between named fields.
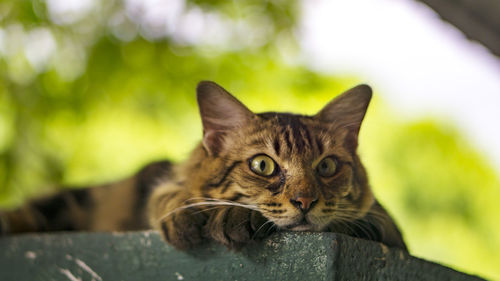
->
xmin=0 ymin=231 xmax=485 ymax=281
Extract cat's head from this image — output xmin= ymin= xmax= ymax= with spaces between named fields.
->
xmin=194 ymin=81 xmax=374 ymax=231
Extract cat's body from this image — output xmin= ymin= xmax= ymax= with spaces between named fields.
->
xmin=0 ymin=81 xmax=407 ymax=250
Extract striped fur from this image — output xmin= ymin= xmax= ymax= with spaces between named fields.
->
xmin=0 ymin=81 xmax=407 ymax=251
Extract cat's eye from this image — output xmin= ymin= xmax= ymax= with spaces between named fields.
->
xmin=316 ymin=157 xmax=338 ymax=177
xmin=249 ymin=155 xmax=276 ymax=176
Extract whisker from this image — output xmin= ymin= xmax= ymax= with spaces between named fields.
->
xmin=235 ymin=219 xmax=250 ymax=229
xmin=156 ymin=201 xmax=258 ymax=223
xmin=330 ymin=215 xmax=380 ymax=242
xmin=190 ymin=206 xmax=225 ymax=215
xmin=252 ymin=220 xmax=275 ymax=240
xmin=334 ymin=220 xmax=358 ymax=237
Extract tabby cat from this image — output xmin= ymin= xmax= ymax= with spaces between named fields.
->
xmin=0 ymin=81 xmax=407 ymax=250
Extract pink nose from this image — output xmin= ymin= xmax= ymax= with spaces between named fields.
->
xmin=290 ymin=197 xmax=318 ymax=212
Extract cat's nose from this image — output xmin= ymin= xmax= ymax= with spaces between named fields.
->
xmin=290 ymin=197 xmax=318 ymax=213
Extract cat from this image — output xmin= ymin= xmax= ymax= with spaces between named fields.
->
xmin=0 ymin=81 xmax=407 ymax=251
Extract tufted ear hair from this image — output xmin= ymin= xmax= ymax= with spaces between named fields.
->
xmin=197 ymin=81 xmax=255 ymax=156
xmin=315 ymin=84 xmax=372 ymax=151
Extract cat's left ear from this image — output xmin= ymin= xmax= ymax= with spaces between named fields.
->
xmin=315 ymin=84 xmax=372 ymax=150
xmin=197 ymin=81 xmax=255 ymax=156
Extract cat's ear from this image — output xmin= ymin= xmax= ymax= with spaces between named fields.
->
xmin=197 ymin=81 xmax=254 ymax=156
xmin=315 ymin=84 xmax=372 ymax=150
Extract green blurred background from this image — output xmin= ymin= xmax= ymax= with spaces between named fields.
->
xmin=1 ymin=0 xmax=499 ymax=279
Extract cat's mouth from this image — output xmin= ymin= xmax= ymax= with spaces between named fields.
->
xmin=284 ymin=217 xmax=314 ymax=231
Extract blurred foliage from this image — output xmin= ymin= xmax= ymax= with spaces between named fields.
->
xmin=0 ymin=0 xmax=499 ymax=279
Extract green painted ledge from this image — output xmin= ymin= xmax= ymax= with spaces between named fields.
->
xmin=0 ymin=231 xmax=485 ymax=281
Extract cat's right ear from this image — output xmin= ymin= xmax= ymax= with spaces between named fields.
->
xmin=315 ymin=84 xmax=372 ymax=152
xmin=197 ymin=81 xmax=254 ymax=156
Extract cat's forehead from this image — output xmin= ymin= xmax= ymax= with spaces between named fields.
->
xmin=256 ymin=112 xmax=315 ymax=129
xmin=235 ymin=111 xmax=350 ymax=160
xmin=238 ymin=112 xmax=324 ymax=158
xmin=258 ymin=112 xmax=310 ymax=122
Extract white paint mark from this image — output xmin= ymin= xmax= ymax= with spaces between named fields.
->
xmin=64 ymin=255 xmax=102 ymax=281
xmin=58 ymin=268 xmax=82 ymax=281
xmin=25 ymin=251 xmax=37 ymax=259
xmin=140 ymin=237 xmax=151 ymax=247
xmin=75 ymin=258 xmax=103 ymax=281
xmin=175 ymin=272 xmax=184 ymax=280
xmin=140 ymin=237 xmax=152 ymax=247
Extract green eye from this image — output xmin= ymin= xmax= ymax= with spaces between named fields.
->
xmin=250 ymin=155 xmax=276 ymax=176
xmin=316 ymin=157 xmax=338 ymax=177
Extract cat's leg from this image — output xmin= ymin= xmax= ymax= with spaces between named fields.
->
xmin=149 ymin=187 xmax=208 ymax=250
xmin=325 ymin=201 xmax=407 ymax=250
xmin=204 ymin=207 xmax=275 ymax=249
xmin=367 ymin=201 xmax=407 ymax=250
xmin=150 ymin=185 xmax=275 ymax=250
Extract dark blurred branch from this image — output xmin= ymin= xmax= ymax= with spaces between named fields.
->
xmin=417 ymin=0 xmax=500 ymax=57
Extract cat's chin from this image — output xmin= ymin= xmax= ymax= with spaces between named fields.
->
xmin=287 ymin=224 xmax=315 ymax=231
xmin=280 ymin=218 xmax=320 ymax=232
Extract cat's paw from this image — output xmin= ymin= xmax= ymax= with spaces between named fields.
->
xmin=159 ymin=208 xmax=207 ymax=250
xmin=204 ymin=207 xmax=275 ymax=249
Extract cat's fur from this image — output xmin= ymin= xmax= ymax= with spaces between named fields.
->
xmin=0 ymin=81 xmax=407 ymax=250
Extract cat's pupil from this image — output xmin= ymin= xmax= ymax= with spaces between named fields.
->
xmin=260 ymin=160 xmax=266 ymax=171
xmin=321 ymin=162 xmax=327 ymax=170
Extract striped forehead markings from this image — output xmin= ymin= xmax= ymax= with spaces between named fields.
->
xmin=273 ymin=137 xmax=281 ymax=156
xmin=248 ymin=112 xmax=327 ymax=156
xmin=275 ymin=115 xmax=313 ymax=154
